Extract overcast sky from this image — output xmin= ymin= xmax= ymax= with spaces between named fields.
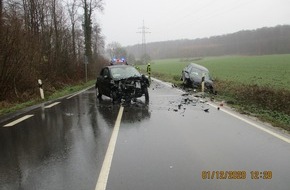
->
xmin=96 ymin=0 xmax=290 ymax=47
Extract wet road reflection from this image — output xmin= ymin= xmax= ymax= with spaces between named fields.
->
xmin=0 ymin=89 xmax=119 ymax=190
xmin=1 ymin=81 xmax=290 ymax=190
xmin=106 ymin=80 xmax=290 ymax=190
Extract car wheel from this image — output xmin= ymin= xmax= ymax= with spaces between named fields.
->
xmin=210 ymin=87 xmax=217 ymax=95
xmin=96 ymin=85 xmax=102 ymax=100
xmin=182 ymin=75 xmax=187 ymax=85
xmin=111 ymin=91 xmax=119 ymax=103
xmin=144 ymin=87 xmax=149 ymax=102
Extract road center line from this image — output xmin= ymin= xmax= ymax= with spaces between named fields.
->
xmin=44 ymin=102 xmax=60 ymax=109
xmin=95 ymin=106 xmax=124 ymax=190
xmin=3 ymin=115 xmax=34 ymax=127
xmin=209 ymin=103 xmax=290 ymax=144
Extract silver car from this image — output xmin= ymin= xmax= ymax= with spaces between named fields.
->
xmin=181 ymin=63 xmax=215 ymax=93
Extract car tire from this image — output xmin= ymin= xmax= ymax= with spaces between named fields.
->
xmin=210 ymin=87 xmax=217 ymax=95
xmin=144 ymin=87 xmax=149 ymax=102
xmin=182 ymin=75 xmax=187 ymax=85
xmin=96 ymin=85 xmax=102 ymax=100
xmin=111 ymin=91 xmax=119 ymax=104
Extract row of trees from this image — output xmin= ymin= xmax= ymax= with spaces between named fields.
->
xmin=0 ymin=0 xmax=106 ymax=102
xmin=126 ymin=25 xmax=290 ymax=59
xmin=106 ymin=41 xmax=149 ymax=65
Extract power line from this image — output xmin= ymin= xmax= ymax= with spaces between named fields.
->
xmin=137 ymin=20 xmax=150 ymax=56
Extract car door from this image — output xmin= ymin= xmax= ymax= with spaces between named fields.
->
xmin=103 ymin=68 xmax=113 ymax=96
xmin=184 ymin=65 xmax=192 ymax=79
xmin=98 ymin=68 xmax=111 ymax=96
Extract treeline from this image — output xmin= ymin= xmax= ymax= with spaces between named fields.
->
xmin=127 ymin=25 xmax=290 ymax=60
xmin=0 ymin=0 xmax=106 ymax=102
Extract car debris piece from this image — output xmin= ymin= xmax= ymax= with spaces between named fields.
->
xmin=182 ymin=93 xmax=189 ymax=96
xmin=199 ymin=99 xmax=206 ymax=103
xmin=203 ymin=108 xmax=209 ymax=112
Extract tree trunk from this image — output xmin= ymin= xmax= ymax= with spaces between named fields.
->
xmin=83 ymin=1 xmax=92 ymax=64
xmin=0 ymin=0 xmax=2 ymax=27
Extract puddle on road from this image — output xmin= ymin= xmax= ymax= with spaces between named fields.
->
xmin=91 ymin=81 xmax=217 ymax=120
xmin=94 ymin=98 xmax=151 ymax=123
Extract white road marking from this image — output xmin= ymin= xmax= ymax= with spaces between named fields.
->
xmin=95 ymin=106 xmax=124 ymax=190
xmin=209 ymin=103 xmax=290 ymax=144
xmin=3 ymin=115 xmax=34 ymax=127
xmin=66 ymin=85 xmax=94 ymax=99
xmin=44 ymin=102 xmax=60 ymax=109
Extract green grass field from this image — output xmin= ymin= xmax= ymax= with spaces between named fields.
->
xmin=139 ymin=54 xmax=290 ymax=130
xmin=141 ymin=54 xmax=290 ymax=90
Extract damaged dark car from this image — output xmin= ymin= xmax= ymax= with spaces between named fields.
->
xmin=181 ymin=63 xmax=215 ymax=93
xmin=95 ymin=65 xmax=150 ymax=103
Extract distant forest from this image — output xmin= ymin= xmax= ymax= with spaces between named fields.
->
xmin=126 ymin=25 xmax=290 ymax=60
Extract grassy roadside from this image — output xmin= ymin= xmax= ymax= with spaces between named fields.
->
xmin=139 ymin=55 xmax=290 ymax=131
xmin=214 ymin=80 xmax=290 ymax=131
xmin=147 ymin=70 xmax=290 ymax=131
xmin=143 ymin=55 xmax=290 ymax=91
xmin=0 ymin=80 xmax=95 ymax=116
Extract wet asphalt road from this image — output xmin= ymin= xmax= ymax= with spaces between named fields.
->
xmin=1 ymin=80 xmax=290 ymax=190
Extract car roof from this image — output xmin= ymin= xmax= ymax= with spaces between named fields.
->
xmin=188 ymin=63 xmax=209 ymax=72
xmin=107 ymin=65 xmax=133 ymax=69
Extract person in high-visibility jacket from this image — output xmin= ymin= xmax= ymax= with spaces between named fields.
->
xmin=147 ymin=63 xmax=151 ymax=83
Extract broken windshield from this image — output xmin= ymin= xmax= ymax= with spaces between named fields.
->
xmin=189 ymin=68 xmax=210 ymax=80
xmin=111 ymin=67 xmax=141 ymax=79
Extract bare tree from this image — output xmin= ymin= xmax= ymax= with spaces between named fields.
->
xmin=0 ymin=0 xmax=106 ymax=102
xmin=0 ymin=0 xmax=3 ymax=28
xmin=106 ymin=42 xmax=127 ymax=60
xmin=0 ymin=0 xmax=3 ymax=43
xmin=92 ymin=23 xmax=104 ymax=58
xmin=81 ymin=0 xmax=103 ymax=64
xmin=67 ymin=0 xmax=78 ymax=60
